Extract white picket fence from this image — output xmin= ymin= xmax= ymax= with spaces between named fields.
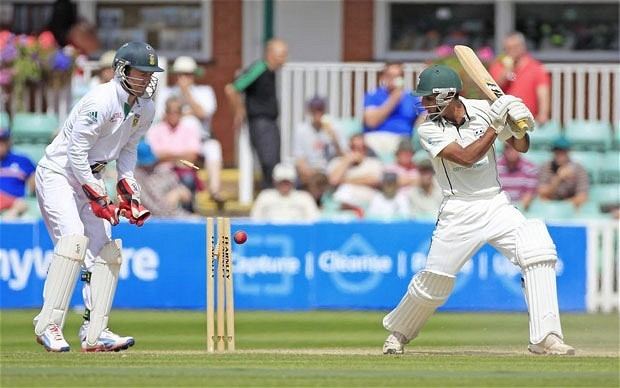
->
xmin=586 ymin=220 xmax=620 ymax=313
xmin=279 ymin=62 xmax=620 ymax=160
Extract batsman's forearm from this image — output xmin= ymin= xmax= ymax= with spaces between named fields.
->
xmin=443 ymin=128 xmax=497 ymax=167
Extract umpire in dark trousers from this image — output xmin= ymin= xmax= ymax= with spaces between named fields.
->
xmin=226 ymin=39 xmax=288 ymax=188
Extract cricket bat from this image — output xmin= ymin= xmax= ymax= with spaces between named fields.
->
xmin=454 ymin=45 xmax=529 ymax=132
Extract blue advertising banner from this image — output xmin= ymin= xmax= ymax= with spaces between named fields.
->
xmin=0 ymin=219 xmax=586 ymax=311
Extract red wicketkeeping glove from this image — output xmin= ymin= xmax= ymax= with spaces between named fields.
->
xmin=117 ymin=178 xmax=151 ymax=227
xmin=82 ymin=183 xmax=120 ymax=226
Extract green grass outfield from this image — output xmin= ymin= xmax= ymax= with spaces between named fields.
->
xmin=1 ymin=310 xmax=618 ymax=387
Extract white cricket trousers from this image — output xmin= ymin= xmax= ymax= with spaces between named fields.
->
xmin=426 ymin=191 xmax=526 ymax=275
xmin=35 ymin=166 xmax=112 ymax=271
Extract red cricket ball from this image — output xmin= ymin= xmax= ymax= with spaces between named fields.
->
xmin=233 ymin=230 xmax=247 ymax=244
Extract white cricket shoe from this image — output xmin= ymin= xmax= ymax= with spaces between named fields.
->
xmin=79 ymin=321 xmax=135 ymax=352
xmin=528 ymin=334 xmax=575 ymax=355
xmin=383 ymin=331 xmax=407 ymax=355
xmin=36 ymin=323 xmax=70 ymax=352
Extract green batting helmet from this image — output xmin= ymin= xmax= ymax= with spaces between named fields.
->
xmin=413 ymin=65 xmax=462 ymax=96
xmin=113 ymin=42 xmax=164 ymax=73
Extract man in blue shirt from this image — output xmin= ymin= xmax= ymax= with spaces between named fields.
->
xmin=363 ymin=62 xmax=425 ymax=158
xmin=0 ymin=126 xmax=36 ymax=218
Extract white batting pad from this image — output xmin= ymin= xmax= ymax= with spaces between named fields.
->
xmin=86 ymin=239 xmax=122 ymax=347
xmin=515 ymin=219 xmax=563 ymax=344
xmin=34 ymin=234 xmax=88 ymax=335
xmin=523 ymin=262 xmax=564 ymax=344
xmin=383 ymin=270 xmax=455 ymax=342
xmin=515 ymin=219 xmax=557 ymax=268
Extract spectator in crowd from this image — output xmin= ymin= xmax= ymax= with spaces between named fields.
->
xmin=226 ymin=38 xmax=288 ymax=188
xmin=96 ymin=50 xmax=116 ymax=84
xmin=406 ymin=159 xmax=443 ymax=219
xmin=327 ymin=133 xmax=383 ymax=216
xmin=133 ymin=140 xmax=193 ymax=218
xmin=90 ymin=50 xmax=116 ymax=89
xmin=498 ymin=142 xmax=538 ymax=210
xmin=293 ymin=96 xmax=344 ymax=205
xmin=366 ymin=172 xmax=410 ymax=220
xmin=156 ymin=56 xmax=223 ymax=201
xmin=538 ymin=136 xmax=589 ymax=208
xmin=251 ymin=163 xmax=319 ymax=222
xmin=148 ymin=96 xmax=204 ymax=211
xmin=384 ymin=139 xmax=419 ymax=192
xmin=489 ymin=32 xmax=551 ymax=124
xmin=363 ymin=62 xmax=425 ymax=157
xmin=0 ymin=127 xmax=35 ymax=219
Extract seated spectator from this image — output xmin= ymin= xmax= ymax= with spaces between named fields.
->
xmin=538 ymin=136 xmax=589 ymax=208
xmin=293 ymin=96 xmax=344 ymax=205
xmin=407 ymin=159 xmax=443 ymax=219
xmin=366 ymin=172 xmax=410 ymax=220
xmin=384 ymin=139 xmax=419 ymax=192
xmin=0 ymin=127 xmax=35 ymax=219
xmin=363 ymin=62 xmax=425 ymax=157
xmin=327 ymin=133 xmax=383 ymax=215
xmin=92 ymin=50 xmax=116 ymax=86
xmin=251 ymin=163 xmax=320 ymax=221
xmin=147 ymin=96 xmax=204 ymax=212
xmin=133 ymin=140 xmax=194 ymax=218
xmin=497 ymin=143 xmax=538 ymax=210
xmin=156 ymin=56 xmax=223 ymax=200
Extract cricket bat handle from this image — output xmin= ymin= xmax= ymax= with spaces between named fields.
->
xmin=511 ymin=117 xmax=530 ymax=132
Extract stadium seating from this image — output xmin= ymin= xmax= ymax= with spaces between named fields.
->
xmin=590 ymin=184 xmax=620 ymax=208
xmin=570 ymin=150 xmax=602 ymax=183
xmin=563 ymin=120 xmax=612 ymax=151
xmin=525 ymin=199 xmax=576 ymax=220
xmin=11 ymin=113 xmax=58 ymax=144
xmin=12 ymin=143 xmax=46 ymax=164
xmin=529 ymin=121 xmax=562 ymax=150
xmin=522 ymin=150 xmax=550 ymax=167
xmin=333 ymin=117 xmax=362 ymax=140
xmin=598 ymin=152 xmax=620 ymax=184
xmin=0 ymin=111 xmax=9 ymax=128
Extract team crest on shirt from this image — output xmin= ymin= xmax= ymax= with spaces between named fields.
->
xmin=132 ymin=114 xmax=141 ymax=127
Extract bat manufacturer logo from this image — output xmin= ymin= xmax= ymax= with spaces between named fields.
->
xmin=485 ymin=82 xmax=504 ymax=98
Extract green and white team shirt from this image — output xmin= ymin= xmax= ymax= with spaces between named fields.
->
xmin=39 ymin=79 xmax=155 ymax=186
xmin=418 ymin=97 xmax=502 ymax=198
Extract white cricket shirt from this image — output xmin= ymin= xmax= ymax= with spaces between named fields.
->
xmin=39 ymin=79 xmax=155 ymax=187
xmin=418 ymin=97 xmax=502 ymax=198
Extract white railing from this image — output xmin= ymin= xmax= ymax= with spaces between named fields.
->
xmin=279 ymin=62 xmax=620 ymax=161
xmin=586 ymin=220 xmax=619 ymax=313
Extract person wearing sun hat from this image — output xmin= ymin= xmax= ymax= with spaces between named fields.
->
xmin=538 ymin=135 xmax=589 ymax=207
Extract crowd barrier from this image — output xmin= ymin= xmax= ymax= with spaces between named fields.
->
xmin=1 ymin=219 xmax=601 ymax=312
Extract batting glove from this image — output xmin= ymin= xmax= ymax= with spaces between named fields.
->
xmin=508 ymin=102 xmax=536 ymax=134
xmin=117 ymin=178 xmax=151 ymax=227
xmin=489 ymin=95 xmax=522 ymax=133
xmin=82 ymin=183 xmax=120 ymax=226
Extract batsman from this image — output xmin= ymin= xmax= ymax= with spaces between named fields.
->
xmin=383 ymin=65 xmax=575 ymax=356
xmin=33 ymin=42 xmax=163 ymax=352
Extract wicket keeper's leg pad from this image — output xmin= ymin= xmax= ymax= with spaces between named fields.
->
xmin=86 ymin=239 xmax=123 ymax=346
xmin=35 ymin=234 xmax=89 ymax=335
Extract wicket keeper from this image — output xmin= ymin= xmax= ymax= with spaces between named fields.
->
xmin=33 ymin=42 xmax=163 ymax=352
xmin=382 ymin=65 xmax=575 ymax=356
